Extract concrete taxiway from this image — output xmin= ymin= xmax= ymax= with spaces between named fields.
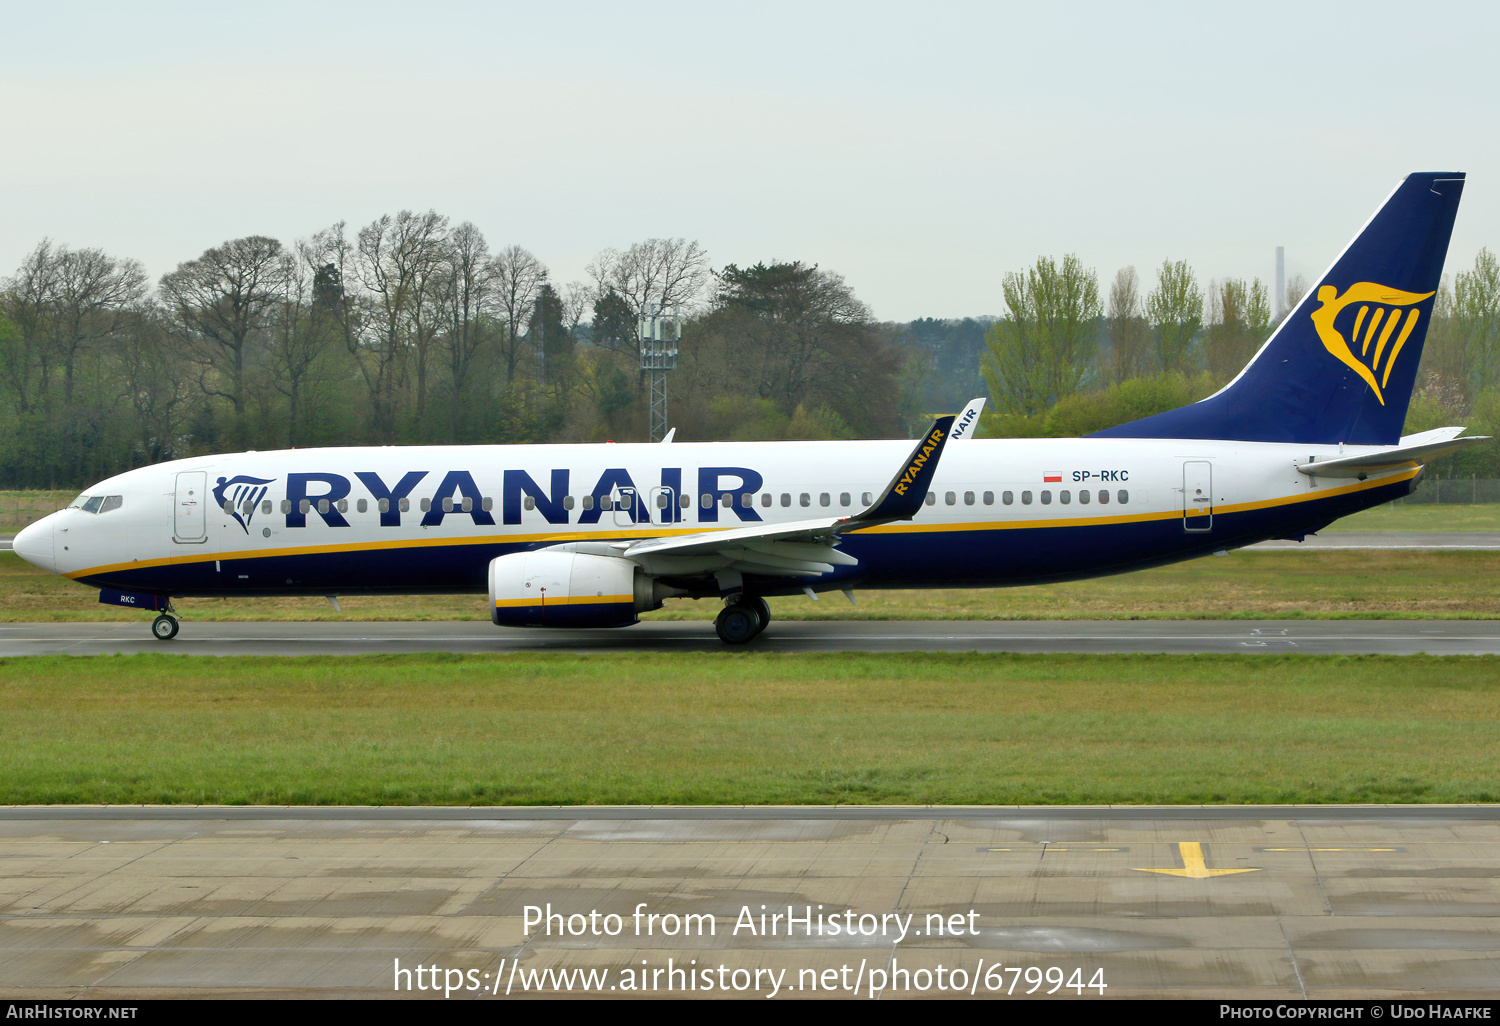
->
xmin=3 ymin=805 xmax=1499 ymax=999
xmin=0 ymin=619 xmax=1496 ymax=656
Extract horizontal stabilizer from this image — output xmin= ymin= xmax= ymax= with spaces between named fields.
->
xmin=1298 ymin=432 xmax=1490 ymax=477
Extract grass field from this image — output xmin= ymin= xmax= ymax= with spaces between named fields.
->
xmin=0 ymin=652 xmax=1493 ymax=806
xmin=3 ymin=548 xmax=1498 ymax=622
xmin=1326 ymin=502 xmax=1500 ymax=532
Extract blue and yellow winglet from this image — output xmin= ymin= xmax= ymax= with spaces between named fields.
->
xmin=841 ymin=415 xmax=956 ymax=528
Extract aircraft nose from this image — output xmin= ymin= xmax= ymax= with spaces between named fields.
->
xmin=12 ymin=516 xmax=56 ymax=574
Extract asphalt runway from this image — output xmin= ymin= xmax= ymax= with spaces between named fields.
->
xmin=1 ymin=619 xmax=1497 ymax=655
xmin=3 ymin=804 xmax=1499 ymax=999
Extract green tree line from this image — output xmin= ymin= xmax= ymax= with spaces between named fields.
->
xmin=0 ymin=221 xmax=913 ymax=488
xmin=977 ymin=251 xmax=1500 ymax=477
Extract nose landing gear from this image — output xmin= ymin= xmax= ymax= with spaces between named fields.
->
xmin=714 ymin=594 xmax=771 ymax=644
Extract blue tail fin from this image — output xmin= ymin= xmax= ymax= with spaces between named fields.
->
xmin=1093 ymin=172 xmax=1465 ymax=445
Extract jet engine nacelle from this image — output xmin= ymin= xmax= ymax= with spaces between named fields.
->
xmin=488 ymin=550 xmax=667 ymax=628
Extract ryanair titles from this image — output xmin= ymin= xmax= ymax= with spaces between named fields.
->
xmin=238 ymin=467 xmax=767 ymax=531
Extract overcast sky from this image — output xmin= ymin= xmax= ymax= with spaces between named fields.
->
xmin=2 ymin=1 xmax=1495 ymax=321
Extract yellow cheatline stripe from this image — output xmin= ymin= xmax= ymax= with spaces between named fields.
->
xmin=494 ymin=595 xmax=632 ymax=608
xmin=64 ymin=466 xmax=1421 ymax=581
xmin=860 ymin=467 xmax=1420 ymax=535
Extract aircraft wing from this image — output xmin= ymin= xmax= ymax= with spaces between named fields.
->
xmin=1297 ymin=429 xmax=1491 ymax=478
xmin=604 ymin=415 xmax=956 ymax=579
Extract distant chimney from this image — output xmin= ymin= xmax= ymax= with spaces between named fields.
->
xmin=1275 ymin=246 xmax=1286 ymax=318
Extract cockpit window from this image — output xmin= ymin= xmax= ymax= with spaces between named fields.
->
xmin=100 ymin=495 xmax=123 ymax=513
xmin=81 ymin=496 xmax=104 ymax=514
xmin=69 ymin=494 xmax=90 ymax=509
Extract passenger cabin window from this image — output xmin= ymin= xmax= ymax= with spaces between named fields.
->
xmin=222 ymin=500 xmax=234 ymax=514
xmin=840 ymin=492 xmax=851 ymax=507
xmin=819 ymin=493 xmax=830 ymax=507
xmin=924 ymin=492 xmax=935 ymax=506
xmin=701 ymin=493 xmax=713 ymax=509
xmin=1021 ymin=491 xmax=1032 ymax=505
xmin=1096 ymin=490 xmax=1107 ymax=504
xmin=721 ymin=494 xmax=732 ymax=507
xmin=420 ymin=498 xmax=431 ymax=512
xmin=679 ymin=493 xmax=691 ymax=509
xmin=1118 ymin=490 xmax=1129 ymax=504
xmin=1040 ymin=490 xmax=1052 ymax=505
xmin=983 ymin=491 xmax=994 ymax=505
xmin=1079 ymin=490 xmax=1090 ymax=505
xmin=800 ymin=493 xmax=810 ymax=507
xmin=523 ymin=496 xmax=535 ymax=510
xmin=1003 ymin=491 xmax=1013 ymax=505
xmin=1059 ymin=490 xmax=1070 ymax=505
xmin=781 ymin=493 xmax=791 ymax=507
xmin=761 ymin=493 xmax=772 ymax=507
xmin=262 ymin=500 xmax=272 ymax=514
xmin=338 ymin=498 xmax=349 ymax=513
xmin=399 ymin=498 xmax=410 ymax=512
xmin=861 ymin=492 xmax=872 ymax=506
xmin=964 ymin=491 xmax=975 ymax=505
xmin=581 ymin=495 xmax=594 ymax=510
xmin=600 ymin=495 xmax=614 ymax=511
xmin=318 ymin=499 xmax=330 ymax=514
xmin=378 ymin=498 xmax=390 ymax=513
xmin=299 ymin=499 xmax=312 ymax=514
xmin=281 ymin=500 xmax=292 ymax=514
xmin=944 ymin=491 xmax=956 ymax=505
xmin=358 ymin=499 xmax=368 ymax=513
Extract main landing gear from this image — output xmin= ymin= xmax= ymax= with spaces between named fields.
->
xmin=714 ymin=594 xmax=771 ymax=644
xmin=151 ymin=614 xmax=179 ymax=641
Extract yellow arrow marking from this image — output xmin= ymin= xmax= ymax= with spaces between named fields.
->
xmin=1134 ymin=842 xmax=1262 ymax=879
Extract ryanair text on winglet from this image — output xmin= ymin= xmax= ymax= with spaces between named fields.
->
xmin=891 ymin=428 xmax=945 ymax=497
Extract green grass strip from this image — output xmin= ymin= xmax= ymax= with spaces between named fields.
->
xmin=2 ymin=652 xmax=1496 ymax=806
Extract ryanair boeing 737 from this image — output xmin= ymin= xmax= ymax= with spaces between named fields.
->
xmin=11 ymin=172 xmax=1485 ymax=643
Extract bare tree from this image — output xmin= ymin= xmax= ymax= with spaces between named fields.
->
xmin=1104 ymin=266 xmax=1148 ymax=385
xmin=114 ymin=305 xmax=193 ymax=464
xmin=0 ymin=240 xmax=62 ymax=414
xmin=349 ymin=210 xmax=449 ymax=440
xmin=1204 ymin=277 xmax=1270 ymax=382
xmin=490 ymin=245 xmax=547 ymax=383
xmin=439 ymin=222 xmax=494 ymax=440
xmin=587 ymin=238 xmax=710 ymax=321
xmin=52 ymin=247 xmax=148 ymax=404
xmin=159 ymin=235 xmax=287 ymax=443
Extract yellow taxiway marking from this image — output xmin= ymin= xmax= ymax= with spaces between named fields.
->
xmin=1134 ymin=841 xmax=1261 ymax=879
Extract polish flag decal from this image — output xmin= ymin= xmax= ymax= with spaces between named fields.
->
xmin=1043 ymin=472 xmax=1062 ymax=483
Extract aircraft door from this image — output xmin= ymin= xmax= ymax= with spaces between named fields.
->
xmin=611 ymin=486 xmax=640 ymax=528
xmin=174 ymin=471 xmax=208 ymax=543
xmin=1182 ymin=461 xmax=1213 ymax=532
xmin=648 ymin=486 xmax=678 ymax=525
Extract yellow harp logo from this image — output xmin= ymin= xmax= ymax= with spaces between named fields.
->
xmin=1309 ymin=282 xmax=1434 ymax=405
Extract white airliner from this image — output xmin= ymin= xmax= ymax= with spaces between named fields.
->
xmin=11 ymin=172 xmax=1485 ymax=644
